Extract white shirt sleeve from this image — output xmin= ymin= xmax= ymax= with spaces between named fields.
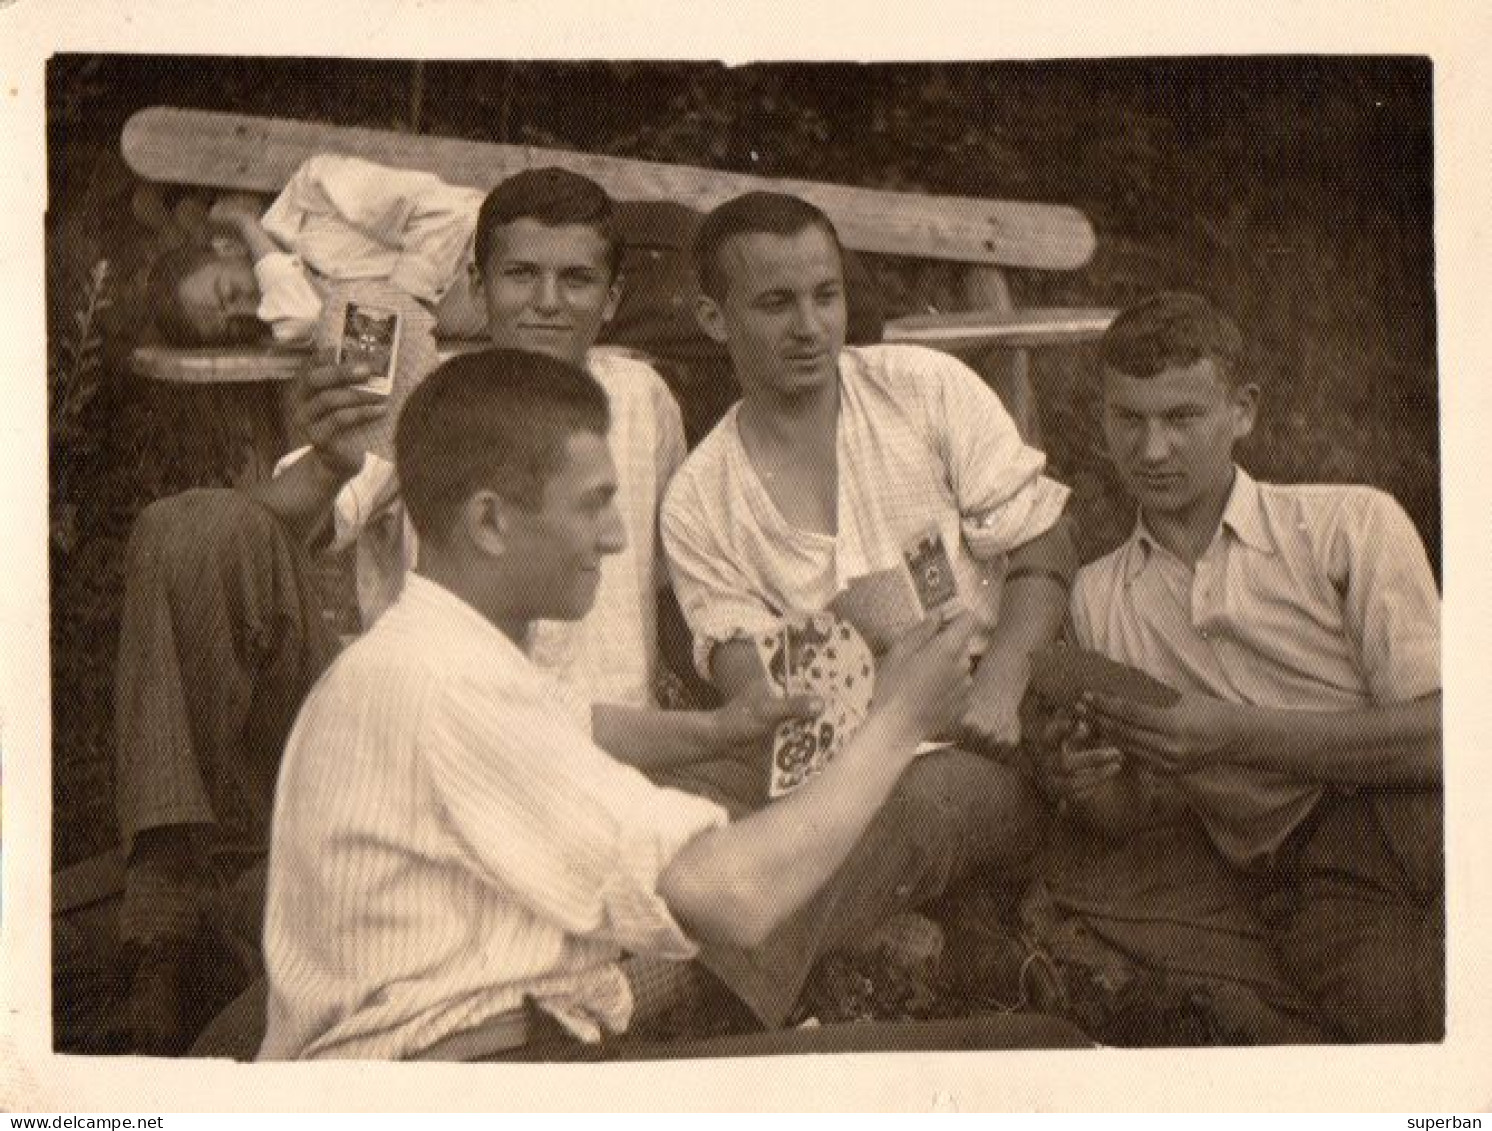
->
xmin=260 ymin=154 xmax=481 ymax=304
xmin=1328 ymin=489 xmax=1441 ymax=703
xmin=253 ymin=252 xmax=323 ymax=345
xmin=661 ymin=470 xmax=784 ymax=680
xmin=273 ymin=446 xmax=399 ymax=554
xmin=423 ymin=673 xmax=728 ymax=956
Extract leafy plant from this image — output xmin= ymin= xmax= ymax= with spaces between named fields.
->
xmin=49 ymin=258 xmax=112 ymax=555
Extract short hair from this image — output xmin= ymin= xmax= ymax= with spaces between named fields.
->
xmin=473 ymin=167 xmax=623 ymax=281
xmin=394 ymin=347 xmax=611 ymax=546
xmin=145 ymin=244 xmax=265 ymax=348
xmin=1099 ymin=292 xmax=1246 ymax=386
xmin=692 ymin=191 xmax=844 ymax=301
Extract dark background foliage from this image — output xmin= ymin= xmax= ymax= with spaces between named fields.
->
xmin=49 ymin=56 xmax=1437 ymax=870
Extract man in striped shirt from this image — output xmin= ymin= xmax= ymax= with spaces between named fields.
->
xmin=114 ymin=169 xmax=806 ymax=1053
xmin=259 ymin=347 xmax=1088 ymax=1059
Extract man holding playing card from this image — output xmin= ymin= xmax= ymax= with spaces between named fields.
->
xmin=660 ymin=192 xmax=1079 ymax=1019
xmin=1052 ymin=292 xmax=1442 ymax=1042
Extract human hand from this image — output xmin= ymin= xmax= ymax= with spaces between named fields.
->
xmin=293 ymin=350 xmax=388 ymax=482
xmin=1038 ymin=712 xmax=1124 ymax=802
xmin=1082 ymin=690 xmax=1238 ymax=776
xmin=710 ymin=681 xmax=823 ymax=763
xmin=872 ymin=608 xmax=980 ymax=740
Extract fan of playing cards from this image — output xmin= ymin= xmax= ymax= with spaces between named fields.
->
xmin=755 ymin=612 xmax=876 ymax=798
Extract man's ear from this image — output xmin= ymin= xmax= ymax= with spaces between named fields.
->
xmin=460 ymin=489 xmax=510 ymax=559
xmin=1230 ymin=381 xmax=1261 ymax=443
xmin=601 ymin=274 xmax=623 ymax=325
xmin=695 ymin=294 xmax=728 ymax=345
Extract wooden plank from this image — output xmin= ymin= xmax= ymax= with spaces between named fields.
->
xmin=884 ymin=307 xmax=1117 ymax=353
xmin=131 ymin=341 xmax=484 ymax=385
xmin=122 ymin=107 xmax=1097 ymax=271
xmin=131 ymin=345 xmax=308 ymax=385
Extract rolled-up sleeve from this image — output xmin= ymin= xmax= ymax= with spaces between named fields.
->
xmin=1331 ymin=490 xmax=1441 ymax=703
xmin=925 ymin=351 xmax=1070 ymax=559
xmin=662 ymin=474 xmax=782 ymax=679
xmin=424 ymin=675 xmax=728 ymax=956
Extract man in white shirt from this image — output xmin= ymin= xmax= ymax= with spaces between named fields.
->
xmin=660 ymin=192 xmax=1077 ymax=1024
xmin=114 ymin=168 xmax=801 ymax=1053
xmin=1049 ymin=292 xmax=1443 ymax=1041
xmin=260 ymin=346 xmax=1086 ymax=1059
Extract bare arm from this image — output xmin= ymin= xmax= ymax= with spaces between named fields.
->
xmin=660 ymin=611 xmax=978 ymax=949
xmin=961 ymin=515 xmax=1078 ymax=751
xmin=592 ymin=682 xmax=820 ymax=774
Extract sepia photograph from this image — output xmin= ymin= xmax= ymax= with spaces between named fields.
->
xmin=8 ymin=0 xmax=1492 ymax=1112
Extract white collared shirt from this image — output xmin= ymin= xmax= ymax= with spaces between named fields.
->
xmin=1071 ymin=467 xmax=1441 ymax=864
xmin=259 ymin=574 xmax=727 ymax=1061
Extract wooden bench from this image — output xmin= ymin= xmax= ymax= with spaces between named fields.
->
xmin=125 ymin=106 xmax=1114 ymax=475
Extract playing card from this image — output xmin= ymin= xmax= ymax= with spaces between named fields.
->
xmin=336 ymin=300 xmax=402 ymax=397
xmin=1028 ymin=644 xmax=1181 ymax=709
xmin=827 ymin=568 xmax=921 ymax=654
xmin=902 ymin=526 xmax=959 ymax=613
xmin=314 ymin=280 xmax=439 ymax=460
xmin=753 ymin=627 xmax=789 ymax=694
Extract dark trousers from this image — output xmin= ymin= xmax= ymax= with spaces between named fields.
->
xmin=1251 ymin=788 xmax=1444 ymax=1043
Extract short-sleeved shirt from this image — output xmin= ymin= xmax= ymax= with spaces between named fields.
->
xmin=286 ymin=348 xmax=688 ymax=708
xmin=1070 ymin=468 xmax=1441 ymax=864
xmin=662 ymin=343 xmax=1070 ymax=677
xmin=259 ymin=574 xmax=727 ymax=1060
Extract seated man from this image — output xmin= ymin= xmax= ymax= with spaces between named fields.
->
xmin=114 ymin=168 xmax=803 ymax=1053
xmin=1051 ymin=291 xmax=1443 ymax=1042
xmin=659 ymin=192 xmax=1079 ymax=1022
xmin=259 ymin=346 xmax=1087 ymax=1059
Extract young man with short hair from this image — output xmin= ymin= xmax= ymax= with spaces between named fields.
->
xmin=658 ymin=192 xmax=1079 ymax=1021
xmin=114 ymin=169 xmax=793 ymax=1053
xmin=259 ymin=347 xmax=1085 ymax=1059
xmin=1051 ymin=291 xmax=1443 ymax=1042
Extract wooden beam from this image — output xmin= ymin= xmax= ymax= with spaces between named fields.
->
xmin=883 ymin=307 xmax=1116 ymax=353
xmin=122 ymin=107 xmax=1097 ymax=271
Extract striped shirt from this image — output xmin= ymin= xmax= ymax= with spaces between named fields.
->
xmin=258 ymin=573 xmax=727 ymax=1060
xmin=289 ymin=347 xmax=688 ymax=708
xmin=1071 ymin=468 xmax=1441 ymax=864
xmin=662 ymin=343 xmax=1070 ymax=676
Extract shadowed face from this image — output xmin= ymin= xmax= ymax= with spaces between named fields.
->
xmin=1102 ymin=357 xmax=1257 ymax=528
xmin=473 ymin=219 xmax=621 ymax=369
xmin=696 ymin=224 xmax=847 ymax=401
xmin=176 ymin=254 xmax=263 ymax=344
xmin=501 ymin=430 xmax=627 ymax=622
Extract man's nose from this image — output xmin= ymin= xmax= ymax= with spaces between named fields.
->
xmin=788 ymin=298 xmax=822 ymax=339
xmin=534 ymin=273 xmax=563 ymax=311
xmin=1138 ymin=420 xmax=1170 ymax=463
xmin=598 ymin=503 xmax=627 ymax=555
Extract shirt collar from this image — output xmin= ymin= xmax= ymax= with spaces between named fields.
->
xmin=399 ymin=572 xmax=530 ymax=663
xmin=1123 ymin=466 xmax=1272 ymax=583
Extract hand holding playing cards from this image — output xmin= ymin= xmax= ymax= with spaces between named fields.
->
xmin=1082 ymin=690 xmax=1239 ymax=776
xmin=712 ymin=682 xmax=824 ymax=763
xmin=872 ymin=608 xmax=980 ymax=742
xmin=1037 ymin=710 xmax=1124 ymax=802
xmin=295 ymin=349 xmax=389 ymax=482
